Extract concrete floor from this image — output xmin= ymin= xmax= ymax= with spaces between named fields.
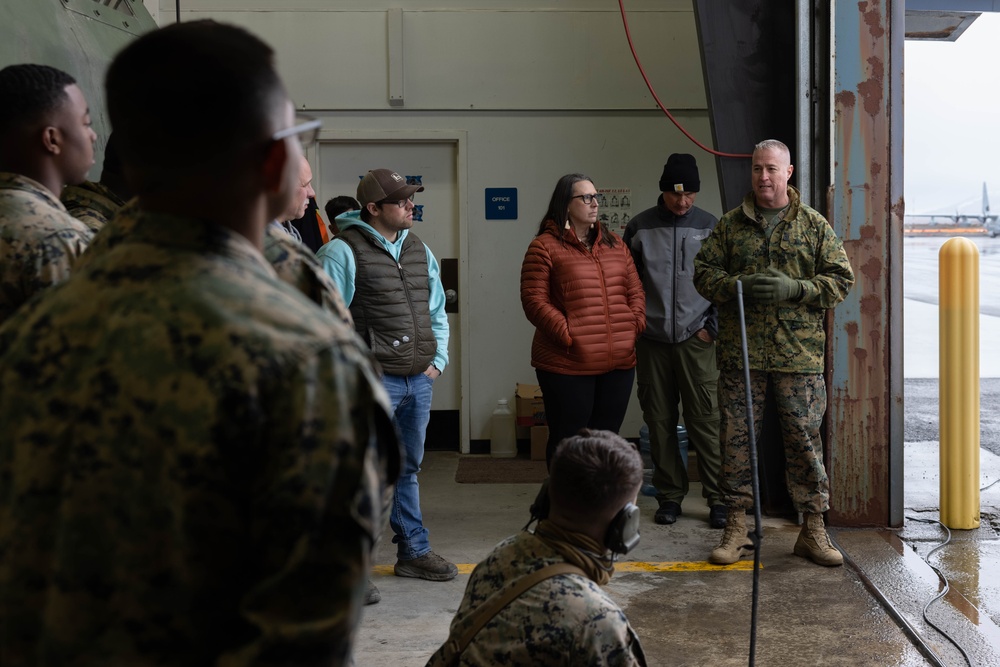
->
xmin=352 ymin=444 xmax=1000 ymax=667
xmin=353 ymin=238 xmax=1000 ymax=665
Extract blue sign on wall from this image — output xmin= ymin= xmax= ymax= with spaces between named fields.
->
xmin=485 ymin=188 xmax=517 ymax=220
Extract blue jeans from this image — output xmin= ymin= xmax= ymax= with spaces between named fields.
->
xmin=383 ymin=372 xmax=434 ymax=560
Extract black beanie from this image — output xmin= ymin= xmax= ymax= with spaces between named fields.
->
xmin=658 ymin=153 xmax=700 ymax=193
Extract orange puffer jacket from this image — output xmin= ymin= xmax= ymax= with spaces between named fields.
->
xmin=520 ymin=221 xmax=646 ymax=375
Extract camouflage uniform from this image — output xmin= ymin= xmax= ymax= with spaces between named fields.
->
xmin=83 ymin=214 xmax=352 ymax=326
xmin=425 ymin=531 xmax=646 ymax=667
xmin=61 ymin=180 xmax=126 ymax=234
xmin=263 ymin=221 xmax=353 ymax=326
xmin=0 ymin=208 xmax=400 ymax=666
xmin=0 ymin=172 xmax=93 ymax=327
xmin=693 ymin=186 xmax=854 ymax=512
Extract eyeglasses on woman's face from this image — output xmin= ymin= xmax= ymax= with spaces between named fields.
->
xmin=571 ymin=193 xmax=600 ymax=206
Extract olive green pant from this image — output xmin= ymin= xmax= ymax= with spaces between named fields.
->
xmin=636 ymin=335 xmax=722 ymax=506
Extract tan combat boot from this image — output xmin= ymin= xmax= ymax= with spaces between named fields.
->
xmin=793 ymin=513 xmax=844 ymax=566
xmin=709 ymin=508 xmax=754 ymax=564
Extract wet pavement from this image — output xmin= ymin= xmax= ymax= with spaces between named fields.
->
xmin=833 ymin=435 xmax=1000 ymax=667
xmin=831 ymin=235 xmax=1000 ymax=666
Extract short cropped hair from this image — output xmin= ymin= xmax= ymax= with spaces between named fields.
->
xmin=105 ymin=21 xmax=287 ymax=192
xmin=548 ymin=429 xmax=643 ymax=517
xmin=325 ymin=195 xmax=359 ymax=223
xmin=0 ymin=64 xmax=76 ymax=136
xmin=754 ymin=139 xmax=790 ymax=159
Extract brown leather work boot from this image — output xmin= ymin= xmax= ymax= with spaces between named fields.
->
xmin=793 ymin=512 xmax=844 ymax=566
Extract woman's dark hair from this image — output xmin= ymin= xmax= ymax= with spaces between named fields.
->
xmin=536 ymin=173 xmax=615 ymax=248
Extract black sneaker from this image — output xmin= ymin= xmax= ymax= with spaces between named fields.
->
xmin=394 ymin=551 xmax=458 ymax=581
xmin=654 ymin=501 xmax=682 ymax=525
xmin=364 ymin=579 xmax=381 ymax=605
xmin=709 ymin=504 xmax=728 ymax=529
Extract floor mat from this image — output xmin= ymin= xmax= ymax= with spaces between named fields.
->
xmin=454 ymin=455 xmax=548 ymax=484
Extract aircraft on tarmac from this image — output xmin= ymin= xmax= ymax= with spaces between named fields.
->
xmin=905 ymin=182 xmax=999 ymax=236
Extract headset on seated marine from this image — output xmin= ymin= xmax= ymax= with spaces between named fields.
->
xmin=525 ymin=429 xmax=643 ymax=558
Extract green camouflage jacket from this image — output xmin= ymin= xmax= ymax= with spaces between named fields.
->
xmin=263 ymin=221 xmax=353 ymax=326
xmin=61 ymin=180 xmax=127 ymax=233
xmin=82 ymin=213 xmax=352 ymax=327
xmin=0 ymin=172 xmax=93 ymax=327
xmin=425 ymin=531 xmax=646 ymax=667
xmin=0 ymin=208 xmax=400 ymax=666
xmin=693 ymin=186 xmax=854 ymax=373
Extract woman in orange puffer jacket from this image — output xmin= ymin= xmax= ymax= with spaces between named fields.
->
xmin=521 ymin=173 xmax=646 ymax=467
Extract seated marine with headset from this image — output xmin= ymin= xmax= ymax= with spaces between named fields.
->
xmin=426 ymin=429 xmax=647 ymax=667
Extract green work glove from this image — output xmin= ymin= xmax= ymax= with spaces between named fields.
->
xmin=751 ymin=268 xmax=802 ymax=304
xmin=736 ymin=273 xmax=765 ymax=298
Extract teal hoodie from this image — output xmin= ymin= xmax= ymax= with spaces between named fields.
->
xmin=316 ymin=210 xmax=449 ymax=372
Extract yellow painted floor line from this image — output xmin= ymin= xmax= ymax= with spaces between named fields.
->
xmin=615 ymin=561 xmax=760 ymax=572
xmin=371 ymin=560 xmax=759 ymax=576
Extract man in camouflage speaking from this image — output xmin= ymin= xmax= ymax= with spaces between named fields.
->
xmin=693 ymin=139 xmax=854 ymax=567
xmin=0 ymin=20 xmax=398 ymax=666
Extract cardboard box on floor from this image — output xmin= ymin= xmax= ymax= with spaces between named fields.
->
xmin=515 ymin=383 xmax=546 ymax=439
xmin=530 ymin=425 xmax=548 ymax=461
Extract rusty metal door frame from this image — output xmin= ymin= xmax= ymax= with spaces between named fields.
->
xmin=827 ymin=0 xmax=905 ymax=528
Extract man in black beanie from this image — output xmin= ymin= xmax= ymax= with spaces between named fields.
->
xmin=622 ymin=153 xmax=725 ymax=528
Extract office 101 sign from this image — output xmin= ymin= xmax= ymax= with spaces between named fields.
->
xmin=485 ymin=188 xmax=517 ymax=220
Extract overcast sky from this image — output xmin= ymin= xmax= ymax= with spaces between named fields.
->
xmin=904 ymin=12 xmax=1000 ymax=216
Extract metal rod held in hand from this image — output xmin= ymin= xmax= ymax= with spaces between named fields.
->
xmin=735 ymin=281 xmax=764 ymax=667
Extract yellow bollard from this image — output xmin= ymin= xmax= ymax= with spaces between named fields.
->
xmin=938 ymin=237 xmax=980 ymax=530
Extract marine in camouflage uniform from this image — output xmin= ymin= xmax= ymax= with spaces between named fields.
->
xmin=0 ymin=207 xmax=401 ymax=666
xmin=61 ymin=179 xmax=126 ymax=233
xmin=80 ymin=212 xmax=353 ymax=327
xmin=425 ymin=528 xmax=646 ymax=667
xmin=694 ymin=184 xmax=853 ymax=513
xmin=264 ymin=220 xmax=353 ymax=326
xmin=0 ymin=172 xmax=93 ymax=326
xmin=694 ymin=145 xmax=853 ymax=567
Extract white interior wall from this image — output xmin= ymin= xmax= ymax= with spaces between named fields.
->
xmin=163 ymin=1 xmax=724 ymax=445
xmin=142 ymin=0 xmax=158 ymax=24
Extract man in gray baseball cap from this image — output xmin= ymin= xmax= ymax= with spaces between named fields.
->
xmin=317 ymin=168 xmax=455 ymax=596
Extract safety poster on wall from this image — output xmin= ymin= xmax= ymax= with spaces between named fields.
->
xmin=597 ymin=188 xmax=632 ymax=234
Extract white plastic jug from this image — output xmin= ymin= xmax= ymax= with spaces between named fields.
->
xmin=490 ymin=399 xmax=517 ymax=458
